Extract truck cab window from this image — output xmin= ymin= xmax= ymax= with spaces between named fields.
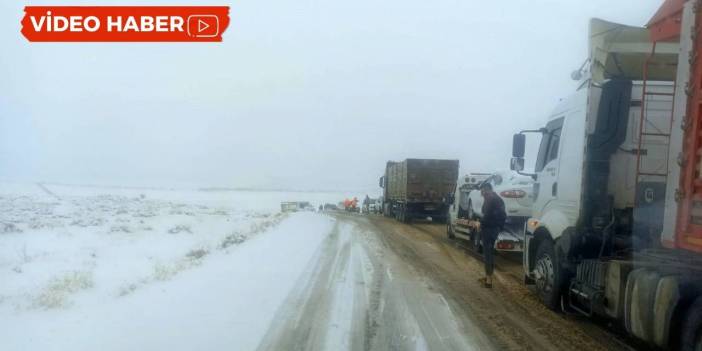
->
xmin=535 ymin=134 xmax=550 ymax=172
xmin=546 ymin=128 xmax=561 ymax=163
xmin=535 ymin=117 xmax=564 ymax=172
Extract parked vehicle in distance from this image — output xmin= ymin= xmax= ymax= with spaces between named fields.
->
xmin=447 ymin=174 xmax=524 ymax=252
xmin=379 ymin=158 xmax=459 ymax=223
xmin=343 ymin=198 xmax=359 ymax=212
xmin=467 ymin=170 xmax=534 ymax=221
xmin=281 ymin=202 xmax=299 ymax=212
xmin=323 ymin=203 xmax=338 ymax=211
xmin=281 ymin=201 xmax=314 ymax=213
xmin=369 ymin=202 xmax=379 ymax=213
xmin=362 ymin=199 xmax=380 ymax=214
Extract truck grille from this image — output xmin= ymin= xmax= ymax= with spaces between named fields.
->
xmin=575 ymin=259 xmax=607 ymax=289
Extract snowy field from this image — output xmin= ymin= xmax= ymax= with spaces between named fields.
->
xmin=0 ymin=182 xmax=349 ymax=350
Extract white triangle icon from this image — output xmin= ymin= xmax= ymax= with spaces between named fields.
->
xmin=198 ymin=19 xmax=210 ymax=33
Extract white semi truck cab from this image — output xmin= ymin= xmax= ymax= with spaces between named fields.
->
xmin=510 ymin=3 xmax=702 ymax=349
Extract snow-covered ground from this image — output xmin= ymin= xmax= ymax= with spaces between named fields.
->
xmin=0 ymin=182 xmax=346 ymax=350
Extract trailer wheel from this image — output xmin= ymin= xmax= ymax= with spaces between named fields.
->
xmin=397 ymin=205 xmax=408 ymax=223
xmin=402 ymin=209 xmax=411 ymax=224
xmin=534 ymin=239 xmax=563 ymax=311
xmin=681 ymin=296 xmax=702 ymax=351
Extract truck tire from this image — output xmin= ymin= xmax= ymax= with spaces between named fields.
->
xmin=534 ymin=239 xmax=564 ymax=311
xmin=681 ymin=296 xmax=702 ymax=351
xmin=402 ymin=208 xmax=411 ymax=224
xmin=397 ymin=205 xmax=407 ymax=223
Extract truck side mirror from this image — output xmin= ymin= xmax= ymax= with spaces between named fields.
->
xmin=510 ymin=157 xmax=525 ymax=172
xmin=379 ymin=176 xmax=385 ymax=188
xmin=512 ymin=133 xmax=526 ymax=158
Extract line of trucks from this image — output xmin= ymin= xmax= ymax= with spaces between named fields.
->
xmin=379 ymin=1 xmax=702 ymax=349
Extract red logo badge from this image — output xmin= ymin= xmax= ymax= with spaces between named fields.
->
xmin=21 ymin=6 xmax=230 ymax=42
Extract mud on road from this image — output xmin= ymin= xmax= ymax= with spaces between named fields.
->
xmin=370 ymin=216 xmax=637 ymax=351
xmin=257 ymin=213 xmax=635 ymax=351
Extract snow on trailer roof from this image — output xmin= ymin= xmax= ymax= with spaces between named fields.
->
xmin=589 ymin=18 xmax=678 ymax=84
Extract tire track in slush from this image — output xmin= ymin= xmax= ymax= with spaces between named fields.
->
xmin=256 ymin=215 xmax=489 ymax=351
xmin=256 ymin=221 xmax=345 ymax=351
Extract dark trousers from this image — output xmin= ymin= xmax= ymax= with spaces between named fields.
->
xmin=482 ymin=226 xmax=499 ymax=276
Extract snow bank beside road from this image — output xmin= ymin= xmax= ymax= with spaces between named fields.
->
xmin=0 ymin=183 xmax=336 ymax=350
xmin=3 ymin=213 xmax=334 ymax=351
xmin=0 ymin=190 xmax=284 ymax=311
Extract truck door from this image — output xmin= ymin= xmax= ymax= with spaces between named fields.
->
xmin=533 ymin=118 xmax=564 ymax=218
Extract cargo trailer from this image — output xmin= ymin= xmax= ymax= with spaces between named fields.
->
xmin=379 ymin=158 xmax=459 ymax=223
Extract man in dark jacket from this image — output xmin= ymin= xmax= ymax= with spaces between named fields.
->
xmin=478 ymin=182 xmax=506 ymax=288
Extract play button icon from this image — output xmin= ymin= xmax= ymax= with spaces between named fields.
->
xmin=198 ymin=19 xmax=209 ymax=33
xmin=187 ymin=15 xmax=219 ymax=38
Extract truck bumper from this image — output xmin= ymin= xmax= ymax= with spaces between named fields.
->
xmin=404 ymin=202 xmax=449 ymax=220
xmin=495 ymin=230 xmax=523 ymax=252
xmin=453 ymin=219 xmax=524 ymax=252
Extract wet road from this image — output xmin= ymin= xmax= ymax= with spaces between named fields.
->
xmin=256 ymin=213 xmax=634 ymax=351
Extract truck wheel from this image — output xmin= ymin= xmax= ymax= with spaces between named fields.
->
xmin=534 ymin=239 xmax=563 ymax=311
xmin=681 ymin=296 xmax=702 ymax=351
xmin=397 ymin=205 xmax=406 ymax=223
xmin=403 ymin=209 xmax=411 ymax=224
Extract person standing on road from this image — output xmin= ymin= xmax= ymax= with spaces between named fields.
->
xmin=478 ymin=182 xmax=506 ymax=288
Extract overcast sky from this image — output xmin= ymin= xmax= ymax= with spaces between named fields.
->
xmin=0 ymin=0 xmax=664 ymax=192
